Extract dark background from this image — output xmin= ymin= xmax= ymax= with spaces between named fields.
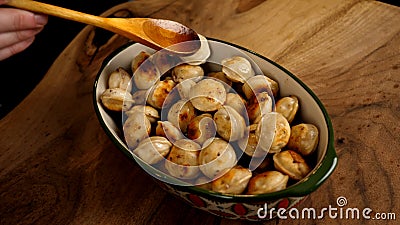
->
xmin=0 ymin=0 xmax=398 ymax=119
xmin=0 ymin=0 xmax=126 ymax=118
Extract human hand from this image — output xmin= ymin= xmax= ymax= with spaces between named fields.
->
xmin=0 ymin=0 xmax=48 ymax=60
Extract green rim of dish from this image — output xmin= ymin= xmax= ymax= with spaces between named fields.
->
xmin=93 ymin=38 xmax=337 ymax=202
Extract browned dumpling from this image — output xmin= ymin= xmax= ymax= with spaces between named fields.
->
xmin=189 ymin=79 xmax=227 ymax=112
xmin=265 ymin=76 xmax=279 ymax=97
xmin=275 ymin=96 xmax=299 ymax=123
xmin=131 ymin=51 xmax=150 ymax=72
xmin=211 ymin=166 xmax=252 ymax=195
xmin=247 ymin=171 xmax=289 ymax=194
xmin=273 ymin=150 xmax=311 ymax=180
xmin=207 ymin=71 xmax=232 ymax=89
xmin=165 ymin=139 xmax=201 ymax=179
xmin=123 ymin=110 xmax=151 ymax=149
xmin=133 ymin=55 xmax=160 ymax=90
xmin=146 ymin=79 xmax=176 ymax=109
xmin=255 ymin=112 xmax=290 ymax=154
xmin=225 ymin=93 xmax=247 ymax=116
xmin=108 ymin=67 xmax=132 ymax=92
xmin=167 ymin=100 xmax=197 ymax=133
xmin=125 ymin=105 xmax=159 ymax=123
xmin=238 ymin=124 xmax=260 ymax=157
xmin=133 ymin=136 xmax=172 ymax=165
xmin=221 ymin=56 xmax=255 ymax=83
xmin=150 ymin=51 xmax=181 ymax=75
xmin=246 ymin=92 xmax=273 ymax=123
xmin=242 ymin=75 xmax=272 ymax=99
xmin=100 ymin=88 xmax=133 ymax=111
xmin=198 ymin=138 xmax=237 ymax=178
xmin=287 ymin=123 xmax=319 ymax=156
xmin=172 ymin=64 xmax=204 ymax=83
xmin=176 ymin=79 xmax=196 ymax=100
xmin=131 ymin=89 xmax=147 ymax=105
xmin=155 ymin=121 xmax=184 ymax=143
xmin=270 ymin=113 xmax=291 ymax=153
xmin=187 ymin=114 xmax=216 ymax=145
xmin=214 ymin=106 xmax=247 ymax=142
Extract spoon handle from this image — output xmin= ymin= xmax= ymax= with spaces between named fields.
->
xmin=6 ymin=0 xmax=201 ymax=53
xmin=6 ymin=0 xmax=111 ymax=30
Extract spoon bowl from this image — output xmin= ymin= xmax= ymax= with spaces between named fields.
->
xmin=6 ymin=0 xmax=201 ymax=54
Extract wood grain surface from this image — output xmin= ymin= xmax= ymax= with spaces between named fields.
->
xmin=0 ymin=0 xmax=399 ymax=224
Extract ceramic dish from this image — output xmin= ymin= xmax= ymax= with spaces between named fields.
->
xmin=93 ymin=38 xmax=337 ymax=221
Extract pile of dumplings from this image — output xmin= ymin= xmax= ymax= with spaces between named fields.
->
xmin=100 ymin=49 xmax=319 ymax=195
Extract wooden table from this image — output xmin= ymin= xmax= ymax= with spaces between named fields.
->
xmin=1 ymin=0 xmax=399 ymax=224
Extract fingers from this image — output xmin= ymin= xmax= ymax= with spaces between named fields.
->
xmin=0 ymin=36 xmax=35 ymax=61
xmin=0 ymin=8 xmax=48 ymax=60
xmin=0 ymin=8 xmax=48 ymax=32
xmin=0 ymin=26 xmax=42 ymax=46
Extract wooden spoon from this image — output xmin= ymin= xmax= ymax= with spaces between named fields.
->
xmin=6 ymin=0 xmax=201 ymax=54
